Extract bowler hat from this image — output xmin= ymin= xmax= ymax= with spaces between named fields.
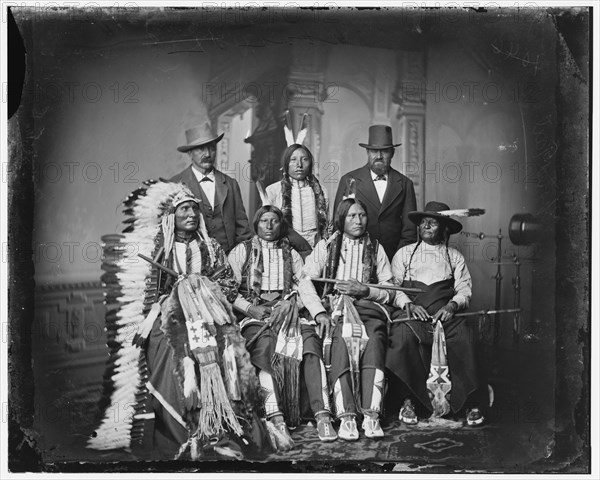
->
xmin=408 ymin=201 xmax=463 ymax=235
xmin=177 ymin=122 xmax=224 ymax=152
xmin=359 ymin=125 xmax=401 ymax=150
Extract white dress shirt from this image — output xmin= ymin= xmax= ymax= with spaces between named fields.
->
xmin=191 ymin=167 xmax=216 ymax=207
xmin=370 ymin=169 xmax=388 ymax=203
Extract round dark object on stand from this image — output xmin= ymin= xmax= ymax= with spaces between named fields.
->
xmin=509 ymin=213 xmax=541 ymax=246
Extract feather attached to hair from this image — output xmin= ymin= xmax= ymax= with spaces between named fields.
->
xmin=438 ymin=208 xmax=485 ymax=217
xmin=295 ymin=113 xmax=308 ymax=146
xmin=343 ymin=177 xmax=356 ymax=200
xmin=283 ymin=110 xmax=294 ymax=147
xmin=256 ymin=180 xmax=270 ymax=206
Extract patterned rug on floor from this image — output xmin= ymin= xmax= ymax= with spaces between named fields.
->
xmin=45 ymin=415 xmax=553 ymax=473
xmin=264 ymin=417 xmax=491 ymax=464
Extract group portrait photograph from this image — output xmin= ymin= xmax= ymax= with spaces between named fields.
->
xmin=2 ymin=1 xmax=595 ymax=477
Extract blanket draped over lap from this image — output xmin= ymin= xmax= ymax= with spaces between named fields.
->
xmin=386 ymin=279 xmax=480 ymax=413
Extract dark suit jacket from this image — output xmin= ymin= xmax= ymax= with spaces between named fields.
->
xmin=170 ymin=166 xmax=251 ymax=253
xmin=333 ymin=165 xmax=417 ymax=260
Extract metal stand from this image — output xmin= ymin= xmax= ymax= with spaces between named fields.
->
xmin=461 ymin=228 xmax=523 ymax=349
xmin=508 ymin=212 xmax=541 ymax=344
xmin=493 ymin=229 xmax=503 ymax=345
xmin=461 ymin=228 xmax=506 ymax=345
xmin=512 ymin=255 xmax=521 ymax=350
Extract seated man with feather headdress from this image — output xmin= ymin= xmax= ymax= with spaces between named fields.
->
xmin=88 ymin=181 xmax=263 ymax=460
xmin=297 ymin=197 xmax=395 ymax=441
xmin=228 ymin=205 xmax=338 ymax=449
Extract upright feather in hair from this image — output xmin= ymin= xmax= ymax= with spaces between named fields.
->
xmin=295 ymin=113 xmax=308 ymax=146
xmin=283 ymin=110 xmax=294 ymax=147
xmin=343 ymin=177 xmax=356 ymax=200
xmin=256 ymin=180 xmax=270 ymax=206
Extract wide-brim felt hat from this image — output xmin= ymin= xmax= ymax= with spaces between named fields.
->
xmin=359 ymin=124 xmax=402 ymax=150
xmin=408 ymin=201 xmax=464 ymax=235
xmin=177 ymin=122 xmax=224 ymax=152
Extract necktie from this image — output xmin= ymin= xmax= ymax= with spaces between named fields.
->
xmin=374 ymin=175 xmax=387 ymax=181
xmin=200 ymin=176 xmax=213 ymax=182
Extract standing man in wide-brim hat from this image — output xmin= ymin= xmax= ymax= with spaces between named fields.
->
xmin=333 ymin=124 xmax=417 ymax=262
xmin=171 ymin=121 xmax=251 ymax=253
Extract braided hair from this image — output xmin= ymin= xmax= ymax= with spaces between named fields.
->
xmin=403 ymin=221 xmax=453 ymax=283
xmin=280 ymin=144 xmax=328 ymax=241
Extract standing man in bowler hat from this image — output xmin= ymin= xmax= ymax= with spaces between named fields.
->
xmin=333 ymin=125 xmax=418 ymax=261
xmin=171 ymin=122 xmax=251 ymax=253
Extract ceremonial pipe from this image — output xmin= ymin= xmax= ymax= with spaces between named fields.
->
xmin=390 ymin=308 xmax=521 ymax=323
xmin=311 ymin=278 xmax=424 ymax=294
xmin=246 ymin=294 xmax=298 ymax=349
xmin=244 ymin=307 xmax=282 ymax=350
xmin=456 ymin=308 xmax=520 ymax=318
xmin=138 ymin=254 xmax=227 ymax=281
xmin=245 ymin=321 xmax=272 ymax=350
xmin=138 ymin=253 xmax=179 ymax=277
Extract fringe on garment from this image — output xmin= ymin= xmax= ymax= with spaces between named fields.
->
xmin=162 ymin=279 xmax=256 ymax=441
xmin=269 ymin=295 xmax=302 ymax=427
xmin=218 ymin=324 xmax=261 ymax=422
xmin=270 ymin=353 xmax=301 ymax=427
xmin=340 ymin=295 xmax=369 ymax=411
xmin=194 ymin=346 xmax=244 ymax=439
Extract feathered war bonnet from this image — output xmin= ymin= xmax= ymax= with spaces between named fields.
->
xmin=89 ymin=180 xmax=212 ymax=451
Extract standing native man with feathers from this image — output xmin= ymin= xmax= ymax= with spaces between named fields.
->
xmin=265 ymin=112 xmax=331 ymax=255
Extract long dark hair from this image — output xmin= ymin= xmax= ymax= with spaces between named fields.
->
xmin=334 ymin=197 xmax=368 ymax=233
xmin=279 ymin=144 xmax=328 ymax=241
xmin=252 ymin=205 xmax=289 ymax=239
xmin=281 ymin=143 xmax=314 ymax=176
